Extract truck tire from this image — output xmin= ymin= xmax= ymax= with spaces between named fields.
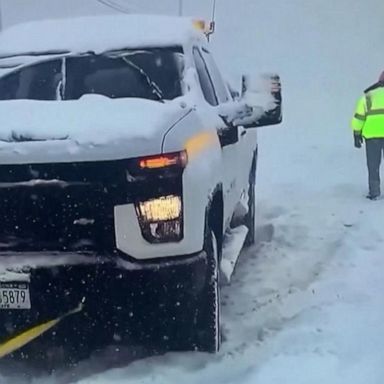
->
xmin=194 ymin=228 xmax=221 ymax=352
xmin=244 ymin=151 xmax=257 ymax=246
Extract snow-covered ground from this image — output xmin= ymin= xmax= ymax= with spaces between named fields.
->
xmin=1 ymin=0 xmax=384 ymax=383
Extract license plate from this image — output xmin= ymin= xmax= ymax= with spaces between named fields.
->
xmin=0 ymin=282 xmax=31 ymax=310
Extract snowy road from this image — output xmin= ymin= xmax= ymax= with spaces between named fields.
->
xmin=1 ymin=0 xmax=384 ymax=383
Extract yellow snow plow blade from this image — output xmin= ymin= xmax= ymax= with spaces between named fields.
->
xmin=0 ymin=303 xmax=84 ymax=359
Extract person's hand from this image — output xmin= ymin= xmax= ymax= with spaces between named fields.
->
xmin=354 ymin=133 xmax=363 ymax=148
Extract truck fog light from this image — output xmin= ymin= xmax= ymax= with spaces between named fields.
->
xmin=149 ymin=220 xmax=181 ymax=240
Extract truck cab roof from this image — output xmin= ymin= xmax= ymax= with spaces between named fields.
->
xmin=0 ymin=14 xmax=206 ymax=59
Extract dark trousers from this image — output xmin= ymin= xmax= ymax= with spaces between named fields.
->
xmin=366 ymin=138 xmax=384 ymax=197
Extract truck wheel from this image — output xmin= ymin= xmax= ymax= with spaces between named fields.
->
xmin=244 ymin=152 xmax=257 ymax=246
xmin=194 ymin=228 xmax=221 ymax=352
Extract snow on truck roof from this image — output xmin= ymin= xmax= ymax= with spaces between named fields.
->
xmin=0 ymin=14 xmax=205 ymax=58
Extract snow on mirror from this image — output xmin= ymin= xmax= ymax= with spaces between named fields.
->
xmin=233 ymin=72 xmax=282 ymax=128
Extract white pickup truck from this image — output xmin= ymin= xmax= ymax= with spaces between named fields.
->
xmin=0 ymin=14 xmax=281 ymax=363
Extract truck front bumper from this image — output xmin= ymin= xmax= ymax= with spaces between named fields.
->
xmin=0 ymin=251 xmax=208 ymax=365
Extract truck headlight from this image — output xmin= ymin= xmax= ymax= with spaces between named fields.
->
xmin=137 ymin=195 xmax=181 ymax=221
xmin=135 ymin=195 xmax=183 ymax=243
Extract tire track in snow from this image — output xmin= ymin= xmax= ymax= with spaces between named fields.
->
xmin=220 ymin=194 xmax=366 ymax=359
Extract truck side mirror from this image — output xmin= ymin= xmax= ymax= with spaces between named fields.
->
xmin=241 ymin=73 xmax=282 ymax=128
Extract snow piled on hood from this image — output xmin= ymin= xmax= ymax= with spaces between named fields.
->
xmin=0 ymin=96 xmax=182 ymax=145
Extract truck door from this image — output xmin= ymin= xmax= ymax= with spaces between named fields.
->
xmin=200 ymin=48 xmax=256 ymax=205
xmin=193 ymin=47 xmax=250 ymax=229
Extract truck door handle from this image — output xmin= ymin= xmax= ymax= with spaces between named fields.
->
xmin=241 ymin=130 xmax=247 ymax=137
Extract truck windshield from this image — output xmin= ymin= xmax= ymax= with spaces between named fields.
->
xmin=0 ymin=48 xmax=183 ymax=101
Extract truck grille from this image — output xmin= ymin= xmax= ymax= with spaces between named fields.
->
xmin=0 ymin=161 xmax=128 ymax=253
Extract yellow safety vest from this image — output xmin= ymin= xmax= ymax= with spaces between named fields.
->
xmin=351 ymin=86 xmax=384 ymax=138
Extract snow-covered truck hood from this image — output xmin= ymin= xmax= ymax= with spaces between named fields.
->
xmin=0 ymin=96 xmax=188 ymax=164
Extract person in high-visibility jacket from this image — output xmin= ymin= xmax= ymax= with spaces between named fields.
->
xmin=351 ymin=72 xmax=384 ymax=200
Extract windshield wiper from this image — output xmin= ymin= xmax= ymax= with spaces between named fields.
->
xmin=121 ymin=56 xmax=164 ymax=102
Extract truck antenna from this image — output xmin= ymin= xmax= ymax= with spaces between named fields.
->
xmin=207 ymin=0 xmax=217 ymax=41
xmin=211 ymin=0 xmax=217 ymax=22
